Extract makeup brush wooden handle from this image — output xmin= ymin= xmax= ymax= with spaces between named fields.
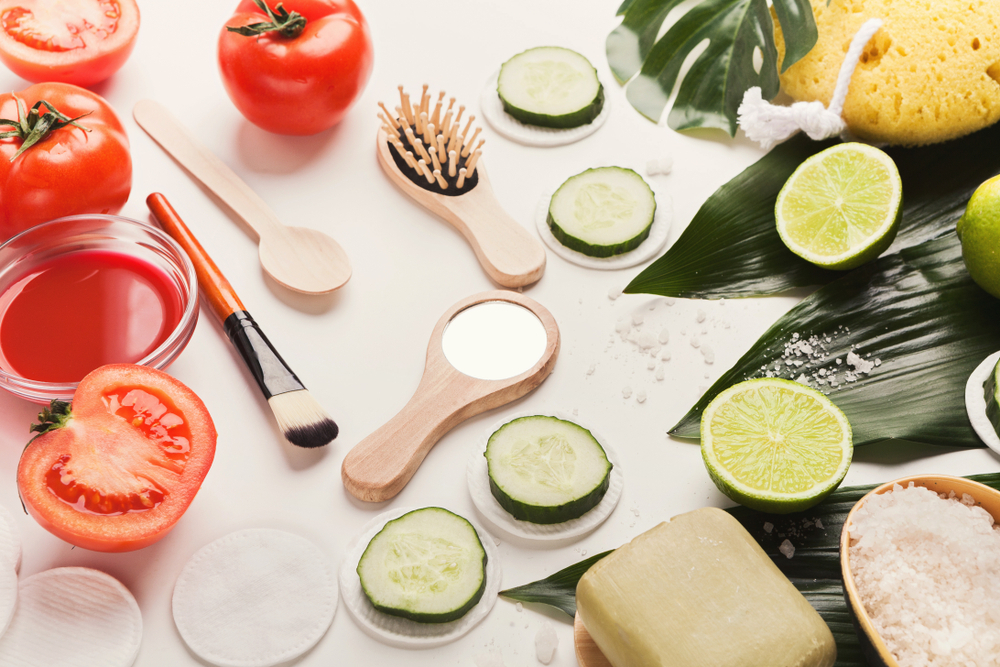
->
xmin=148 ymin=193 xmax=307 ymax=400
xmin=147 ymin=193 xmax=244 ymax=322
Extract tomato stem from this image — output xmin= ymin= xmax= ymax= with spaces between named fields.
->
xmin=0 ymin=96 xmax=92 ymax=161
xmin=227 ymin=0 xmax=306 ymax=39
xmin=29 ymin=399 xmax=73 ymax=438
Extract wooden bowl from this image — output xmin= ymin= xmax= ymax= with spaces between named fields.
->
xmin=840 ymin=474 xmax=1000 ymax=667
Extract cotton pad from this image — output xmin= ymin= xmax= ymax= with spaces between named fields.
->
xmin=0 ymin=567 xmax=141 ymax=667
xmin=172 ymin=528 xmax=337 ymax=667
xmin=0 ymin=504 xmax=21 ymax=573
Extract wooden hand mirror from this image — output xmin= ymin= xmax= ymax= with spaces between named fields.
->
xmin=341 ymin=290 xmax=559 ymax=502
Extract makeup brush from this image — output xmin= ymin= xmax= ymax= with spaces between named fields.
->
xmin=147 ymin=193 xmax=338 ymax=448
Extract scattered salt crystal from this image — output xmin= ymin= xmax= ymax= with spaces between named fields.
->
xmin=515 ymin=602 xmax=523 ymax=613
xmin=690 ymin=334 xmax=701 ymax=349
xmin=814 ymin=519 xmax=823 ymax=529
xmin=622 ymin=386 xmax=632 ymax=399
xmin=647 ymin=359 xmax=656 ymax=370
xmin=835 ymin=358 xmax=842 ymax=365
xmin=636 ymin=390 xmax=647 ymax=403
xmin=632 ymin=312 xmax=645 ymax=326
xmin=847 ymin=351 xmax=875 ymax=374
xmin=874 ymin=359 xmax=882 ymax=366
xmin=655 ymin=366 xmax=665 ymax=381
xmin=535 ymin=621 xmax=558 ymax=665
xmin=700 ymin=345 xmax=715 ymax=365
xmin=661 ymin=351 xmax=671 ymax=362
xmin=763 ymin=522 xmax=774 ymax=534
xmin=586 ymin=364 xmax=595 ymax=376
xmin=615 ymin=318 xmax=631 ymax=337
xmin=645 ymin=155 xmax=673 ymax=176
xmin=778 ymin=540 xmax=795 ymax=559
xmin=607 ymin=286 xmax=623 ymax=300
xmin=658 ymin=328 xmax=670 ymax=345
xmin=636 ymin=331 xmax=658 ymax=349
xmin=696 ymin=309 xmax=706 ymax=323
xmin=581 ymin=549 xmax=588 ymax=556
xmin=794 ymin=374 xmax=808 ymax=385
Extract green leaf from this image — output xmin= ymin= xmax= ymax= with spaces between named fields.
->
xmin=500 ymin=473 xmax=1000 ymax=666
xmin=626 ymin=121 xmax=1000 ymax=299
xmin=607 ymin=0 xmax=818 ymax=134
xmin=668 ymin=232 xmax=1000 ymax=446
xmin=499 ymin=550 xmax=612 ymax=618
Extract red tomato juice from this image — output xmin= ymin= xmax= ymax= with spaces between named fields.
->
xmin=0 ymin=250 xmax=183 ymax=383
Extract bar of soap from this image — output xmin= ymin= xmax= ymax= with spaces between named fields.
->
xmin=576 ymin=507 xmax=835 ymax=667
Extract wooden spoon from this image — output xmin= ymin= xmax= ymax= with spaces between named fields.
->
xmin=376 ymin=128 xmax=545 ymax=288
xmin=133 ymin=100 xmax=351 ymax=294
xmin=574 ymin=614 xmax=612 ymax=667
xmin=341 ymin=290 xmax=559 ymax=502
xmin=840 ymin=474 xmax=1000 ymax=667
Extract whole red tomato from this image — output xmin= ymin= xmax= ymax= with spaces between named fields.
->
xmin=0 ymin=82 xmax=131 ymax=243
xmin=0 ymin=0 xmax=140 ymax=87
xmin=218 ymin=0 xmax=374 ymax=136
xmin=18 ymin=364 xmax=217 ymax=552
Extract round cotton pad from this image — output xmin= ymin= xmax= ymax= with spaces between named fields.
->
xmin=966 ymin=351 xmax=1000 ymax=455
xmin=481 ymin=70 xmax=610 ymax=147
xmin=535 ymin=189 xmax=672 ymax=270
xmin=468 ymin=412 xmax=624 ymax=542
xmin=339 ymin=507 xmax=501 ymax=649
xmin=172 ymin=528 xmax=337 ymax=667
xmin=0 ymin=567 xmax=140 ymax=667
xmin=0 ymin=504 xmax=22 ymax=573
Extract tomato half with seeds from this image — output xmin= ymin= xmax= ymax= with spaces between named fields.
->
xmin=0 ymin=0 xmax=139 ymax=87
xmin=17 ymin=364 xmax=216 ymax=552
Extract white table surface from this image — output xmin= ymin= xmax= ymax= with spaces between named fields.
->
xmin=0 ymin=1 xmax=997 ymax=665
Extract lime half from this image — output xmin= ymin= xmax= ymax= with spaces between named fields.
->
xmin=776 ymin=142 xmax=902 ymax=270
xmin=701 ymin=378 xmax=853 ymax=513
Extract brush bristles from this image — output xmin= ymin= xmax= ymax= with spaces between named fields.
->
xmin=267 ymin=390 xmax=338 ymax=448
xmin=380 ymin=84 xmax=484 ymax=192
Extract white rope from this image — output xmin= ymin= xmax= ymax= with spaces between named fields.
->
xmin=738 ymin=18 xmax=884 ymax=149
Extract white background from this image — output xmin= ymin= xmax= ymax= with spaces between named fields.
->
xmin=0 ymin=0 xmax=997 ymax=665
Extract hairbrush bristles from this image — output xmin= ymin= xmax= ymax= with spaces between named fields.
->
xmin=380 ymin=85 xmax=483 ymax=196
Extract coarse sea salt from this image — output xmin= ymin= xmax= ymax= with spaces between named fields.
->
xmin=848 ymin=484 xmax=1000 ymax=667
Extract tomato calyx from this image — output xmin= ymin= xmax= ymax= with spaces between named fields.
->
xmin=0 ymin=94 xmax=91 ymax=161
xmin=28 ymin=399 xmax=73 ymax=440
xmin=226 ymin=0 xmax=306 ymax=39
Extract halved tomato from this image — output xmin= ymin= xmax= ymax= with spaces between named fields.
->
xmin=18 ymin=364 xmax=216 ymax=552
xmin=0 ymin=0 xmax=140 ymax=87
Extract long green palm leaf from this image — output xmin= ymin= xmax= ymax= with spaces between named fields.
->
xmin=626 ymin=122 xmax=1000 ymax=299
xmin=669 ymin=232 xmax=1000 ymax=445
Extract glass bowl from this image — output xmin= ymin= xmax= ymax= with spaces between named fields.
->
xmin=0 ymin=215 xmax=199 ymax=403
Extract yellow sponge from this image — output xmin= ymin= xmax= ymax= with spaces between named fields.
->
xmin=775 ymin=0 xmax=1000 ymax=145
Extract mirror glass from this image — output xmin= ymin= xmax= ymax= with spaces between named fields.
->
xmin=442 ymin=301 xmax=547 ymax=380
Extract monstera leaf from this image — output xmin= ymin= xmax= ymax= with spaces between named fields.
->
xmin=607 ymin=0 xmax=817 ymax=133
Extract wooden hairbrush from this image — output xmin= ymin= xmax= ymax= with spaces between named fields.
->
xmin=377 ymin=85 xmax=545 ymax=288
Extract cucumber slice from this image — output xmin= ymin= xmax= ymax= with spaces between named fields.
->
xmin=547 ymin=167 xmax=656 ymax=257
xmin=986 ymin=358 xmax=1000 ymax=436
xmin=497 ymin=47 xmax=604 ymax=129
xmin=357 ymin=508 xmax=487 ymax=624
xmin=485 ymin=416 xmax=612 ymax=524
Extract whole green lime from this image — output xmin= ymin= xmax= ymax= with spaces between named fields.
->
xmin=958 ymin=175 xmax=1000 ymax=299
